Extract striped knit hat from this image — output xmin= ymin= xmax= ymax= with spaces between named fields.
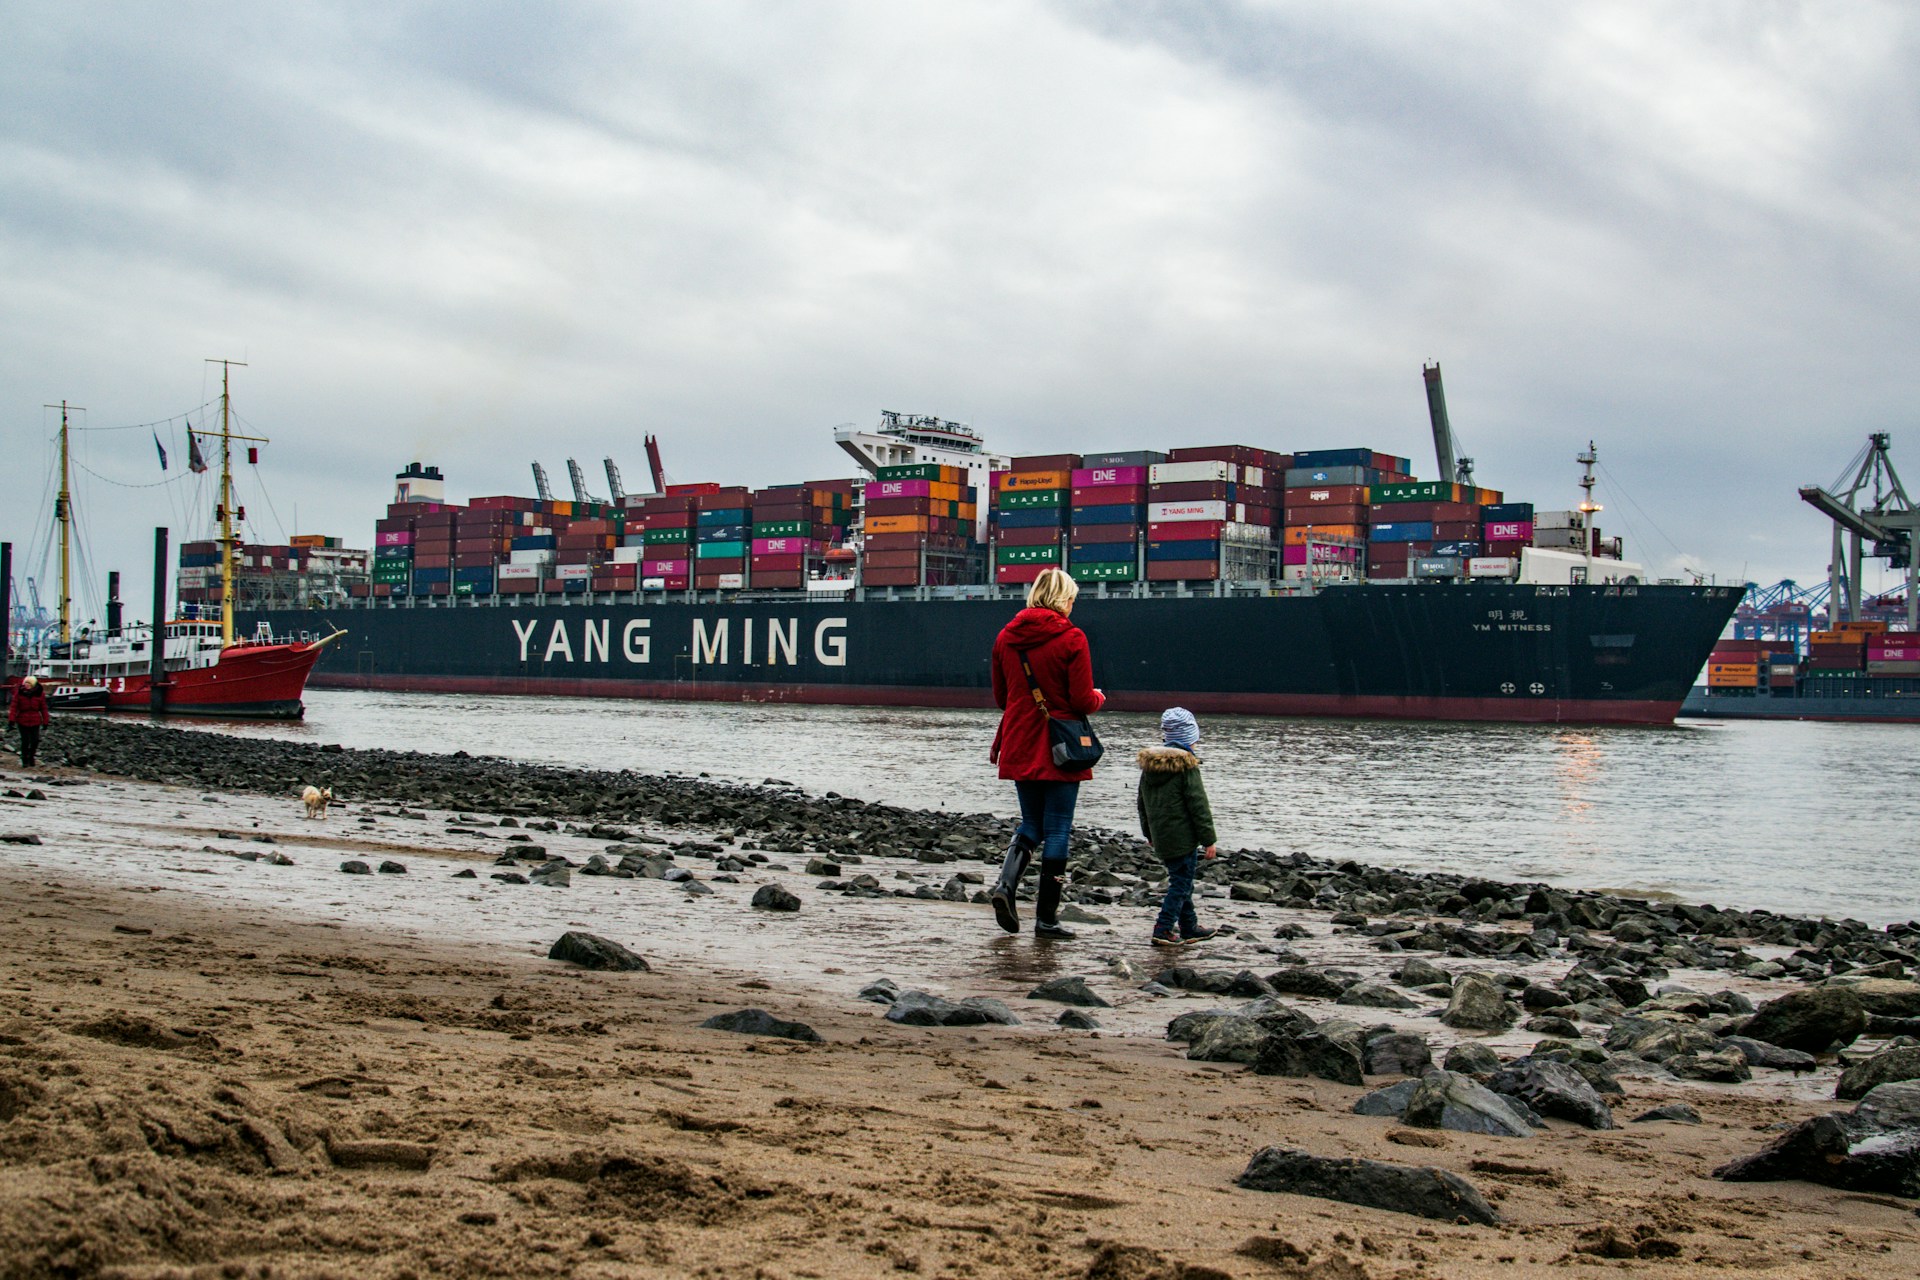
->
xmin=1160 ymin=706 xmax=1199 ymax=749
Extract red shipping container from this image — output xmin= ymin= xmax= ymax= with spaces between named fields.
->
xmin=700 ymin=556 xmax=746 ymax=572
xmin=1011 ymin=453 xmax=1081 ymax=471
xmin=863 ymin=550 xmax=924 ymax=569
xmin=752 ymin=553 xmax=806 ymax=571
xmin=1868 ymin=637 xmax=1920 ymax=661
xmin=1283 ymin=504 xmax=1368 ymax=527
xmin=558 ymin=533 xmax=614 ymax=550
xmin=664 ymin=482 xmax=720 ymax=497
xmin=752 ymin=502 xmax=810 ymax=522
xmin=863 ymin=533 xmax=930 ymax=552
xmin=1071 ymin=484 xmax=1149 ymax=506
xmin=754 ymin=485 xmax=811 ymax=504
xmin=555 ymin=548 xmax=603 ymax=566
xmin=1431 ymin=522 xmax=1480 ymax=540
xmin=992 ymin=526 xmax=1065 ymax=547
xmin=1284 ymin=484 xmax=1369 ymax=507
xmin=632 ymin=493 xmax=700 ymax=512
xmin=1146 ymin=560 xmax=1222 ymax=581
xmin=753 ymin=570 xmax=805 ymax=588
xmin=694 ymin=489 xmax=752 ymax=509
xmin=994 ymin=563 xmax=1046 ymax=585
xmin=453 ymin=552 xmax=493 ymax=568
xmin=1147 ymin=481 xmax=1239 ymax=502
xmin=641 ymin=511 xmax=694 ymax=530
xmin=865 ymin=497 xmax=937 ymax=517
xmin=645 ymin=576 xmax=691 ymax=590
xmin=1069 ymin=523 xmax=1142 ymax=545
xmin=1166 ymin=445 xmax=1278 ymax=468
xmin=1148 ymin=520 xmax=1228 ymax=541
xmin=1483 ymin=520 xmax=1534 ymax=542
xmin=862 ymin=566 xmax=924 ymax=586
xmin=1484 ymin=539 xmax=1528 ymax=559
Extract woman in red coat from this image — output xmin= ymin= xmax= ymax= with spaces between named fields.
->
xmin=988 ymin=567 xmax=1105 ymax=938
xmin=7 ymin=676 xmax=51 ymax=768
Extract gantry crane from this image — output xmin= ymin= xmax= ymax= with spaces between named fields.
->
xmin=1798 ymin=433 xmax=1918 ymax=631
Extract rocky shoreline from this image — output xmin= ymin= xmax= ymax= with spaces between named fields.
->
xmin=13 ymin=715 xmax=1920 ymax=1241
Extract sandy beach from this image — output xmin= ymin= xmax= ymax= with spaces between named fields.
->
xmin=2 ymin=738 xmax=1918 ymax=1278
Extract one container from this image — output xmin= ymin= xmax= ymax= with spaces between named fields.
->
xmin=1070 ymin=466 xmax=1148 ymax=488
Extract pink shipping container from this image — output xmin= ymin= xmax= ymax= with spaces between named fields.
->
xmin=1282 ymin=542 xmax=1361 ymax=565
xmin=1484 ymin=520 xmax=1534 ymax=542
xmin=866 ymin=479 xmax=933 ymax=500
xmin=752 ymin=536 xmax=808 ymax=555
xmin=1069 ymin=466 xmax=1148 ymax=488
xmin=1868 ymin=637 xmax=1920 ymax=662
xmin=376 ymin=530 xmax=412 ymax=547
xmin=642 ymin=558 xmax=690 ymax=575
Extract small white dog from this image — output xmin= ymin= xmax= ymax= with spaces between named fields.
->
xmin=301 ymin=785 xmax=334 ymax=820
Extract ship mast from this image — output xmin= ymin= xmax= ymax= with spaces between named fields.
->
xmin=1577 ymin=441 xmax=1602 ymax=583
xmin=43 ymin=400 xmax=81 ymax=645
xmin=206 ymin=359 xmax=263 ymax=648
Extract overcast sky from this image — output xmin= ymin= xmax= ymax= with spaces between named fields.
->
xmin=7 ymin=0 xmax=1919 ymax=618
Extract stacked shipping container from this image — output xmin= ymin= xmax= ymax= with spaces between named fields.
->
xmin=862 ymin=465 xmax=979 ymax=587
xmin=1066 ymin=451 xmax=1163 ymax=582
xmin=991 ymin=454 xmax=1079 ymax=586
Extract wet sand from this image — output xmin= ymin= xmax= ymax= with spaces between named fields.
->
xmin=2 ymin=762 xmax=1919 ymax=1278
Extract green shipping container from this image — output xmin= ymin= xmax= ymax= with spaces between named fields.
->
xmin=1370 ymin=481 xmax=1467 ymax=504
xmin=644 ymin=528 xmax=695 ymax=545
xmin=875 ymin=463 xmax=949 ymax=482
xmin=1068 ymin=562 xmax=1136 ymax=582
xmin=695 ymin=541 xmax=747 ymax=559
xmin=997 ymin=489 xmax=1065 ymax=509
xmin=753 ymin=520 xmax=812 ymax=537
xmin=997 ymin=544 xmax=1062 ymax=565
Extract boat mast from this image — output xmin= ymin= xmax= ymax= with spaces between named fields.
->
xmin=206 ymin=358 xmax=259 ymax=648
xmin=1577 ymin=442 xmax=1601 ymax=583
xmin=43 ymin=400 xmax=81 ymax=645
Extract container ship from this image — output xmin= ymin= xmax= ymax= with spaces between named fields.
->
xmin=216 ymin=368 xmax=1741 ymax=725
xmin=1682 ymin=432 xmax=1918 ymax=723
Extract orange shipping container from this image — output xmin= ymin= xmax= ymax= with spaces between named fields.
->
xmin=866 ymin=515 xmax=931 ymax=534
xmin=1707 ymin=663 xmax=1759 ymax=677
xmin=1283 ymin=524 xmax=1365 ymax=545
xmin=1838 ymin=620 xmax=1889 ymax=635
xmin=1708 ymin=671 xmax=1760 ymax=688
xmin=999 ymin=470 xmax=1069 ymax=492
xmin=928 ymin=481 xmax=963 ymax=502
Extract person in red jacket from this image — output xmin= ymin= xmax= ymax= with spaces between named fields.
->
xmin=988 ymin=567 xmax=1105 ymax=939
xmin=7 ymin=676 xmax=51 ymax=768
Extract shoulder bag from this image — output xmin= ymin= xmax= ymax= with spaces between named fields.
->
xmin=1014 ymin=642 xmax=1104 ymax=770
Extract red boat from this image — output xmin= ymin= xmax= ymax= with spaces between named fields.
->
xmin=11 ymin=620 xmax=340 ymax=719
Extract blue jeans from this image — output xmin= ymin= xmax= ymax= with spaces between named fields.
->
xmin=1013 ymin=779 xmax=1078 ymax=873
xmin=1154 ymin=851 xmax=1201 ymax=937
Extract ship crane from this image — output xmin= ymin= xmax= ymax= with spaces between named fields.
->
xmin=603 ymin=458 xmax=625 ymax=505
xmin=1798 ymin=432 xmax=1919 ymax=631
xmin=565 ymin=458 xmax=604 ymax=505
xmin=531 ymin=462 xmax=553 ymax=503
xmin=1421 ymin=362 xmax=1475 ymax=485
xmin=644 ymin=435 xmax=667 ymax=494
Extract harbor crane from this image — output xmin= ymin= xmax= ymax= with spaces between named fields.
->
xmin=565 ymin=458 xmax=604 ymax=505
xmin=1798 ymin=432 xmax=1919 ymax=631
xmin=603 ymin=458 xmax=625 ymax=505
xmin=644 ymin=435 xmax=668 ymax=494
xmin=531 ymin=462 xmax=553 ymax=503
xmin=1422 ymin=362 xmax=1475 ymax=485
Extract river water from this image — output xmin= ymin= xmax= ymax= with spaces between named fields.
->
xmin=169 ymin=691 xmax=1919 ymax=926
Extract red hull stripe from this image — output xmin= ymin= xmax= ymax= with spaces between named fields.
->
xmin=310 ymin=672 xmax=1680 ymax=725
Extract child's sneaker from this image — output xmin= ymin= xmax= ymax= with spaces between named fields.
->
xmin=1180 ymin=925 xmax=1219 ymax=945
xmin=1151 ymin=930 xmax=1181 ymax=947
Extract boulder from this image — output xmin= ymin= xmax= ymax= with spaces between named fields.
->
xmin=1057 ymin=1008 xmax=1102 ymax=1030
xmin=1715 ymin=1090 xmax=1920 ymax=1197
xmin=750 ymin=883 xmax=802 ymax=912
xmin=1363 ymin=1031 xmax=1433 ymax=1077
xmin=377 ymin=860 xmax=407 ymax=874
xmin=1632 ymin=1103 xmax=1702 ymax=1124
xmin=804 ymin=858 xmax=841 ymax=877
xmin=1027 ymin=976 xmax=1111 ymax=1008
xmin=1391 ymin=958 xmax=1452 ymax=989
xmin=1666 ymin=1049 xmax=1752 ymax=1084
xmin=1441 ymin=973 xmax=1517 ymax=1031
xmin=1252 ymin=1030 xmax=1365 ymax=1086
xmin=1353 ymin=1079 xmax=1422 ymax=1118
xmin=885 ymin=990 xmax=1020 ymax=1027
xmin=1230 ymin=882 xmax=1275 ymax=903
xmin=1836 ymin=1045 xmax=1920 ymax=1101
xmin=1828 ymin=978 xmax=1920 ymax=1019
xmin=701 ymin=1008 xmax=822 ymax=1042
xmin=1337 ymin=981 xmax=1418 ymax=1011
xmin=1487 ymin=1059 xmax=1616 ymax=1129
xmin=1237 ymin=1147 xmax=1499 ymax=1225
xmin=1267 ymin=967 xmax=1352 ymax=1000
xmin=1740 ymin=987 xmax=1868 ymax=1054
xmin=1442 ymin=1042 xmax=1503 ymax=1075
xmin=339 ymin=860 xmax=371 ymax=875
xmin=1167 ymin=1010 xmax=1229 ymax=1044
xmin=1722 ymin=1035 xmax=1818 ymax=1072
xmin=548 ymin=932 xmax=650 ymax=972
xmin=1188 ymin=1017 xmax=1272 ymax=1065
xmin=1402 ymin=1070 xmax=1535 ymax=1138
xmin=856 ymin=978 xmax=900 ymax=1005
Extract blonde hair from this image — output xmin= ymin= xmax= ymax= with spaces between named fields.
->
xmin=1026 ymin=566 xmax=1079 ymax=615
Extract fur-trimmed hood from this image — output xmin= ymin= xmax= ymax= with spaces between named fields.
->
xmin=1137 ymin=745 xmax=1200 ymax=773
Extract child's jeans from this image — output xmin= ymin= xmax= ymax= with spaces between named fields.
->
xmin=1153 ymin=850 xmax=1201 ymax=937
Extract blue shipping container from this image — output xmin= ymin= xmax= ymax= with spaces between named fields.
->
xmin=1071 ymin=542 xmax=1138 ymax=563
xmin=1283 ymin=466 xmax=1388 ymax=488
xmin=1147 ymin=540 xmax=1220 ymax=561
xmin=1290 ymin=448 xmax=1374 ymax=469
xmin=411 ymin=567 xmax=451 ymax=584
xmin=996 ymin=507 xmax=1069 ymax=529
xmin=697 ymin=508 xmax=750 ymax=527
xmin=1081 ymin=450 xmax=1167 ymax=468
xmin=697 ymin=524 xmax=747 ymax=542
xmin=1072 ymin=503 xmax=1148 ymax=525
xmin=1480 ymin=502 xmax=1535 ymax=522
xmin=1431 ymin=541 xmax=1480 ymax=557
xmin=455 ymin=566 xmax=495 ymax=583
xmin=1369 ymin=522 xmax=1436 ymax=543
xmin=511 ymin=534 xmax=556 ymax=550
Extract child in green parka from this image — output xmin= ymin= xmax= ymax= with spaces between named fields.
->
xmin=1136 ymin=707 xmax=1218 ymax=947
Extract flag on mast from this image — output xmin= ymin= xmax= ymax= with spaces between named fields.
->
xmin=187 ymin=431 xmax=208 ymax=474
xmin=153 ymin=431 xmax=168 ymax=470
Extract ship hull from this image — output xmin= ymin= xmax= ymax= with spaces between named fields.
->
xmin=242 ymin=582 xmax=1739 ymax=726
xmin=1681 ymin=682 xmax=1920 ymax=724
xmin=15 ymin=643 xmax=328 ymax=720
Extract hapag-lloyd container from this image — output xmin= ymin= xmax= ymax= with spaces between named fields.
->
xmin=1483 ymin=520 xmax=1534 ymax=542
xmin=1071 ymin=466 xmax=1148 ymax=488
xmin=1148 ymin=500 xmax=1246 ymax=524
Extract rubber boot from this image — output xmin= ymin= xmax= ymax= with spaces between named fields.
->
xmin=988 ymin=834 xmax=1034 ymax=934
xmin=1033 ymin=865 xmax=1076 ymax=939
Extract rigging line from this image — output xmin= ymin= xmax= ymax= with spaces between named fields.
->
xmin=1595 ymin=461 xmax=1692 ymax=562
xmin=58 ymin=398 xmax=222 ymax=433
xmin=70 ymin=457 xmax=196 ymax=490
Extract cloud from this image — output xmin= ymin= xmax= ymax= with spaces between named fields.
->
xmin=4 ymin=0 xmax=1919 ymax=617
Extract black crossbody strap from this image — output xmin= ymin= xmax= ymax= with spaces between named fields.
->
xmin=1014 ymin=645 xmax=1053 ymax=717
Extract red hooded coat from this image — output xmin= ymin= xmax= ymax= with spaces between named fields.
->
xmin=990 ymin=606 xmax=1106 ymax=782
xmin=6 ymin=683 xmax=50 ymax=729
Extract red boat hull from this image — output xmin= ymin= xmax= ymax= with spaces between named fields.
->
xmin=90 ymin=642 xmax=327 ymax=718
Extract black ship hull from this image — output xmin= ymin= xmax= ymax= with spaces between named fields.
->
xmin=1681 ymin=677 xmax=1920 ymax=723
xmin=241 ymin=582 xmax=1740 ymax=725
